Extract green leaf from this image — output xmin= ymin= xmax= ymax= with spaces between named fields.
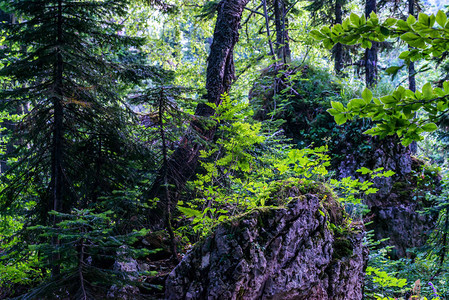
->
xmin=398 ymin=51 xmax=410 ymax=59
xmin=436 ymin=10 xmax=448 ymax=27
xmin=357 ymin=167 xmax=372 ymax=175
xmin=362 ymin=88 xmax=373 ymax=103
xmin=418 ymin=13 xmax=430 ymax=27
xmin=350 ymin=13 xmax=360 ymax=26
xmin=385 ymin=66 xmax=403 ymax=79
xmin=384 ymin=18 xmax=397 ymax=26
xmin=178 ymin=206 xmax=202 ymax=218
xmin=331 ymin=101 xmax=345 ymax=112
xmin=422 ymin=82 xmax=433 ymax=99
xmin=380 ymin=95 xmax=396 ymax=104
xmin=310 ymin=29 xmax=327 ymax=40
xmin=349 ymin=98 xmax=366 ymax=108
xmin=421 ymin=123 xmax=437 ymax=132
xmin=361 ymin=39 xmax=372 ymax=49
xmin=369 ymin=11 xmax=378 ymax=24
xmin=400 ymin=32 xmax=425 ymax=48
xmin=334 ymin=113 xmax=347 ymax=125
xmin=407 ymin=14 xmax=416 ymax=25
xmin=327 ymin=108 xmax=339 ymax=116
xmin=444 ymin=81 xmax=449 ymax=93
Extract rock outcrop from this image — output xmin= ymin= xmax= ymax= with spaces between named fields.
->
xmin=165 ymin=189 xmax=368 ymax=299
xmin=249 ymin=64 xmax=439 ymax=258
xmin=358 ymin=140 xmax=439 ymax=258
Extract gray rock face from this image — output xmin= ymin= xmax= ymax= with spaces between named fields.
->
xmin=347 ymin=138 xmax=439 ymax=258
xmin=165 ymin=194 xmax=368 ymax=299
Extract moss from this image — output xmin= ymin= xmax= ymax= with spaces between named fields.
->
xmin=333 ymin=237 xmax=353 ymax=260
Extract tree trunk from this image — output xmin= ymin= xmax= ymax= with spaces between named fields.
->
xmin=148 ymin=0 xmax=250 ymax=227
xmin=408 ymin=0 xmax=416 ymax=93
xmin=365 ymin=0 xmax=377 ymax=87
xmin=51 ymin=0 xmax=65 ymax=277
xmin=334 ymin=0 xmax=343 ymax=75
xmin=408 ymin=0 xmax=417 ymax=154
xmin=274 ymin=0 xmax=291 ymax=64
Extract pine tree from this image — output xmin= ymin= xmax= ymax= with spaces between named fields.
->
xmin=0 ymin=0 xmax=162 ymax=291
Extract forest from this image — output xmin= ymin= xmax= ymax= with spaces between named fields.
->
xmin=0 ymin=0 xmax=448 ymax=299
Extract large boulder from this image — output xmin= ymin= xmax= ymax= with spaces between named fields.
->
xmin=249 ymin=64 xmax=439 ymax=258
xmin=165 ymin=187 xmax=368 ymax=299
xmin=359 ymin=141 xmax=439 ymax=258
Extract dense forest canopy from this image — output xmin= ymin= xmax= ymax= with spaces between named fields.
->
xmin=0 ymin=0 xmax=448 ymax=299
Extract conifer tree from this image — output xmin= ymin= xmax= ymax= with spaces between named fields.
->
xmin=0 ymin=0 xmax=162 ymax=288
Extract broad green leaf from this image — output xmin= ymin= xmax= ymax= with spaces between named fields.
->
xmin=398 ymin=51 xmax=410 ymax=59
xmin=327 ymin=108 xmax=340 ymax=116
xmin=407 ymin=14 xmax=416 ymax=25
xmin=362 ymin=88 xmax=373 ymax=102
xmin=421 ymin=122 xmax=437 ymax=132
xmin=332 ymin=24 xmax=343 ymax=34
xmin=397 ymin=19 xmax=410 ymax=30
xmin=422 ymin=82 xmax=433 ymax=99
xmin=342 ymin=18 xmax=351 ymax=29
xmin=334 ymin=113 xmax=347 ymax=125
xmin=418 ymin=13 xmax=430 ymax=27
xmin=331 ymin=101 xmax=345 ymax=112
xmin=361 ymin=39 xmax=372 ymax=49
xmin=322 ymin=39 xmax=333 ymax=49
xmin=321 ymin=26 xmax=331 ymax=35
xmin=380 ymin=95 xmax=395 ymax=104
xmin=369 ymin=11 xmax=378 ymax=25
xmin=350 ymin=13 xmax=360 ymax=26
xmin=349 ymin=98 xmax=366 ymax=107
xmin=384 ymin=18 xmax=397 ymax=26
xmin=400 ymin=32 xmax=425 ymax=48
xmin=443 ymin=81 xmax=449 ymax=93
xmin=436 ymin=10 xmax=447 ymax=27
xmin=310 ymin=29 xmax=327 ymax=40
xmin=385 ymin=66 xmax=403 ymax=79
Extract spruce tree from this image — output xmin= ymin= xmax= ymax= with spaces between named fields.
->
xmin=0 ymin=0 xmax=162 ymax=295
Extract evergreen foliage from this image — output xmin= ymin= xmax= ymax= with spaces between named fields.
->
xmin=0 ymin=0 xmax=164 ymax=296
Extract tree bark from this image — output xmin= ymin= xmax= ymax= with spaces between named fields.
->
xmin=365 ymin=0 xmax=377 ymax=87
xmin=334 ymin=0 xmax=343 ymax=75
xmin=148 ymin=0 xmax=250 ymax=226
xmin=408 ymin=0 xmax=416 ymax=93
xmin=408 ymin=0 xmax=417 ymax=154
xmin=274 ymin=0 xmax=291 ymax=64
xmin=51 ymin=0 xmax=65 ymax=277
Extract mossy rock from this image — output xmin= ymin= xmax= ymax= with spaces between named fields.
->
xmin=333 ymin=237 xmax=354 ymax=260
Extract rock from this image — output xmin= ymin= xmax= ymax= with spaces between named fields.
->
xmin=249 ymin=65 xmax=439 ymax=258
xmin=165 ymin=190 xmax=368 ymax=299
xmin=107 ymin=253 xmax=140 ymax=299
xmin=360 ymin=139 xmax=439 ymax=258
xmin=107 ymin=284 xmax=140 ymax=300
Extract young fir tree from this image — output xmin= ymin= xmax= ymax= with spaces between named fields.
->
xmin=0 ymin=0 xmax=162 ymax=296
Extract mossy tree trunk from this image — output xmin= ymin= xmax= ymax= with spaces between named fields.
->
xmin=148 ymin=0 xmax=250 ymax=226
xmin=364 ymin=0 xmax=377 ymax=87
xmin=274 ymin=0 xmax=291 ymax=64
xmin=334 ymin=0 xmax=343 ymax=75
